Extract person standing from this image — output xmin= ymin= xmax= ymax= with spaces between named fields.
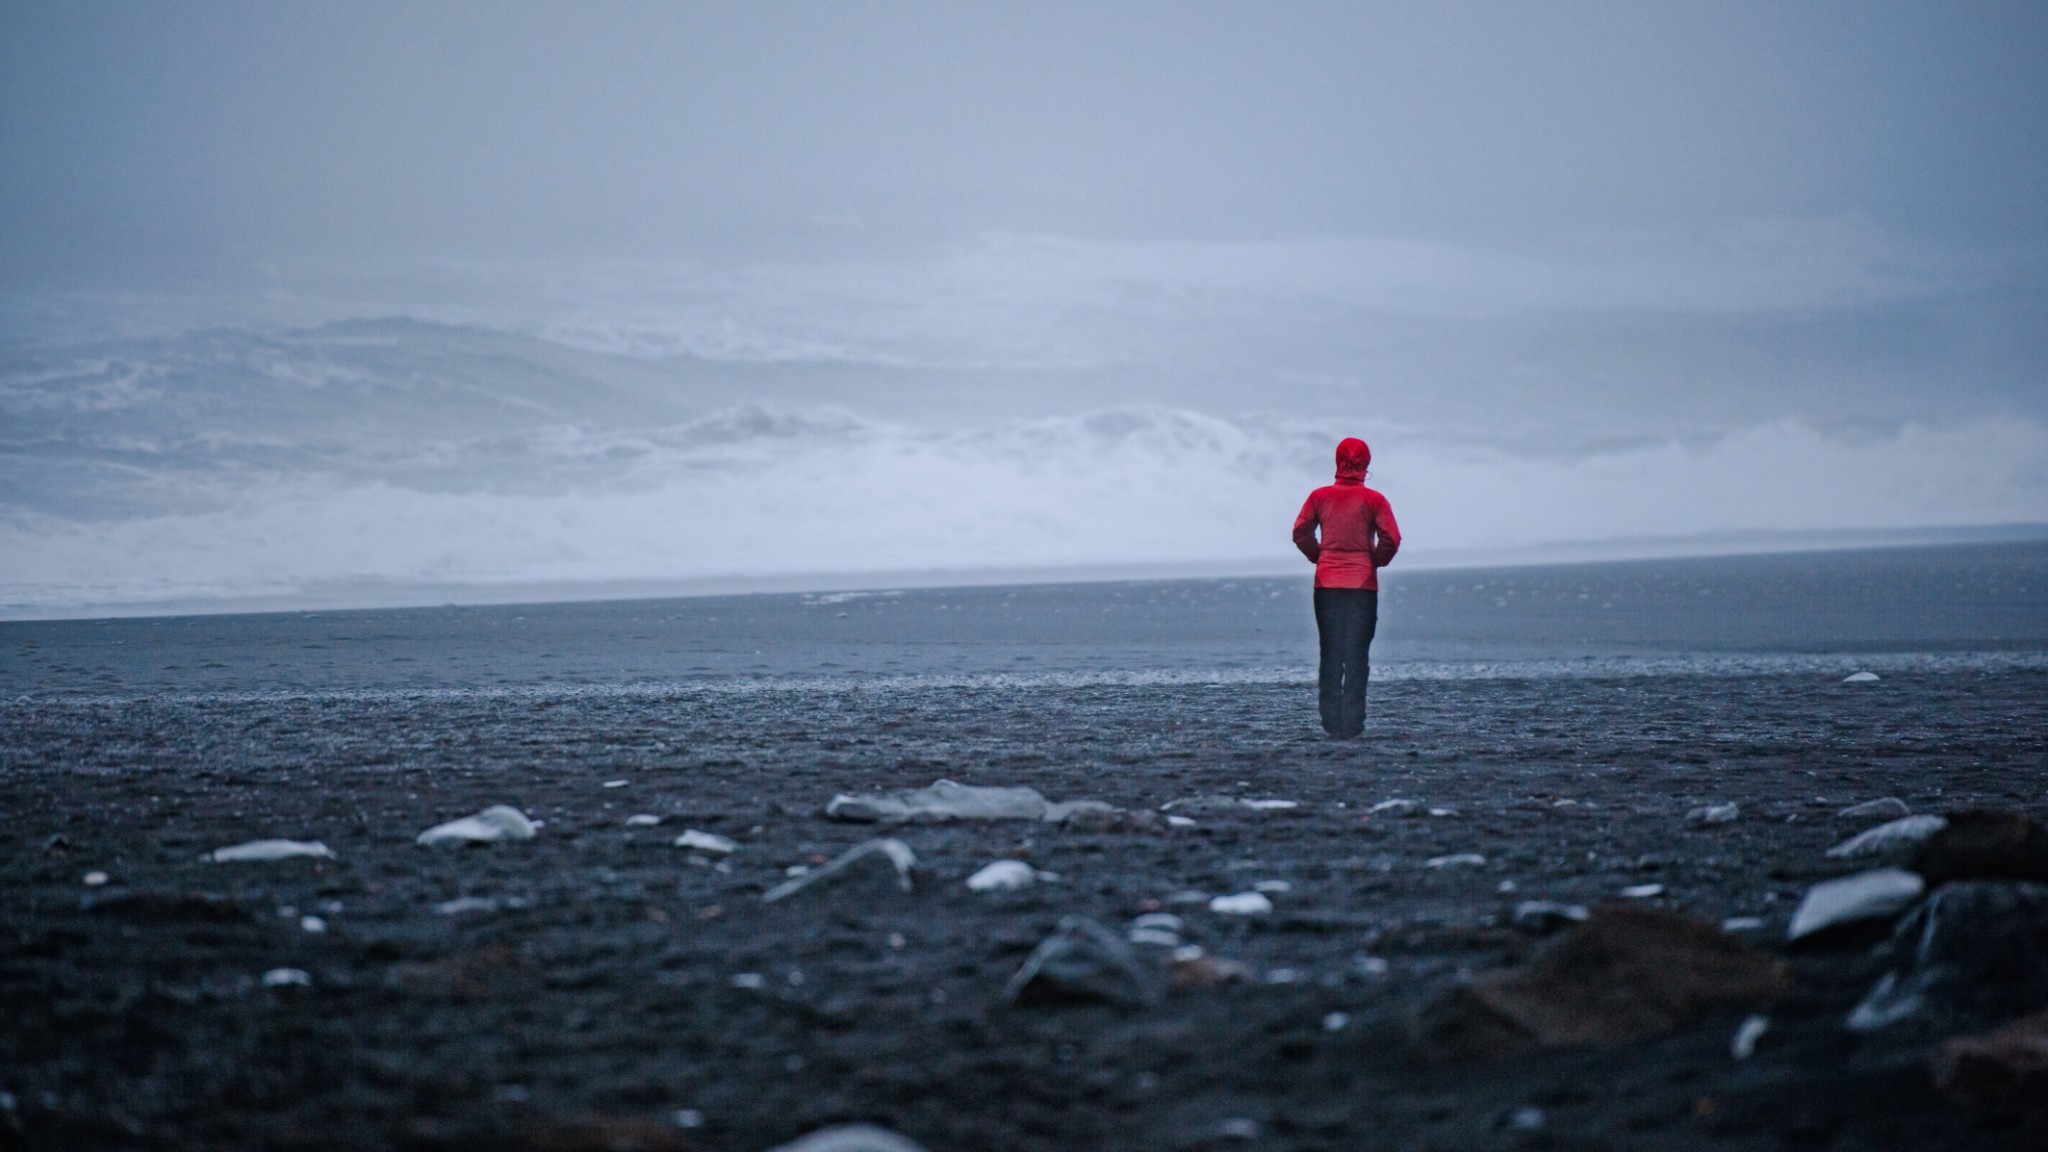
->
xmin=1292 ymin=437 xmax=1401 ymax=738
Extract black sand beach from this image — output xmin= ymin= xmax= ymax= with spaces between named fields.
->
xmin=5 ymin=543 xmax=2047 ymax=1150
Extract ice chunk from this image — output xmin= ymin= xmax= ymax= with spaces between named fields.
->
xmin=1166 ymin=815 xmax=1197 ymax=828
xmin=1826 ymin=814 xmax=1947 ymax=860
xmin=625 ymin=814 xmax=662 ymax=826
xmin=262 ymin=967 xmax=311 ymax=987
xmin=1241 ymin=799 xmax=1299 ymax=811
xmin=1837 ymin=797 xmax=1910 ymax=821
xmin=1787 ymin=868 xmax=1924 ymax=941
xmin=1427 ymin=853 xmax=1487 ymax=869
xmin=965 ymin=860 xmax=1036 ymax=892
xmin=206 ymin=839 xmax=335 ymax=863
xmin=762 ymin=838 xmax=915 ymax=903
xmin=1368 ymin=798 xmax=1419 ymax=817
xmin=415 ymin=806 xmax=536 ymax=846
xmin=1842 ymin=671 xmax=1880 ymax=683
xmin=766 ymin=1125 xmax=932 ymax=1152
xmin=1620 ymin=883 xmax=1666 ymax=898
xmin=674 ymin=829 xmax=737 ymax=854
xmin=1209 ymin=891 xmax=1274 ymax=915
xmin=1005 ymin=915 xmax=1160 ymax=1008
xmin=1731 ymin=1014 xmax=1769 ymax=1060
xmin=1686 ymin=803 xmax=1739 ymax=825
xmin=827 ymin=778 xmax=1052 ymax=823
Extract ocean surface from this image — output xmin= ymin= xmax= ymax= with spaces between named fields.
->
xmin=5 ymin=540 xmax=2044 ymax=699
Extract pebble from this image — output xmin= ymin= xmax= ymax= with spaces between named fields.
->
xmin=1721 ymin=916 xmax=1765 ymax=932
xmin=300 ymin=915 xmax=326 ymax=933
xmin=1166 ymin=815 xmax=1197 ymax=828
xmin=415 ymin=806 xmax=536 ymax=846
xmin=674 ymin=829 xmax=737 ymax=854
xmin=1209 ymin=891 xmax=1274 ymax=915
xmin=966 ymin=860 xmax=1037 ymax=892
xmin=1787 ymin=868 xmax=1925 ymax=941
xmin=1510 ymin=1106 xmax=1546 ymax=1132
xmin=1426 ymin=853 xmax=1487 ymax=869
xmin=1323 ymin=1011 xmax=1351 ymax=1032
xmin=206 ymin=839 xmax=336 ymax=863
xmin=730 ymin=972 xmax=766 ymax=990
xmin=82 ymin=871 xmax=109 ymax=886
xmin=262 ymin=967 xmax=311 ymax=988
xmin=1731 ymin=1014 xmax=1769 ymax=1060
xmin=1825 ymin=814 xmax=1947 ymax=860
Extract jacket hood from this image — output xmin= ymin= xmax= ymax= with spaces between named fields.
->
xmin=1334 ymin=437 xmax=1371 ymax=484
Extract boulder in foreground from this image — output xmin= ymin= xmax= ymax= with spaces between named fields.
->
xmin=1933 ymin=1007 xmax=2048 ymax=1112
xmin=1413 ymin=907 xmax=1788 ymax=1061
xmin=1005 ymin=914 xmax=1161 ymax=1008
xmin=1847 ymin=880 xmax=2048 ymax=1034
xmin=1911 ymin=810 xmax=2048 ymax=885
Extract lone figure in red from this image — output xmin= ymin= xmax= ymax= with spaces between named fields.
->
xmin=1292 ymin=437 xmax=1401 ymax=738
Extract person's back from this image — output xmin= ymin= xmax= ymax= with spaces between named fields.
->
xmin=1292 ymin=438 xmax=1400 ymax=737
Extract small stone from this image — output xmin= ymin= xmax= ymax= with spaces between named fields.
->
xmin=82 ymin=871 xmax=109 ymax=887
xmin=1826 ymin=814 xmax=1947 ymax=860
xmin=1497 ymin=879 xmax=1518 ymax=893
xmin=262 ymin=967 xmax=312 ymax=988
xmin=1427 ymin=853 xmax=1486 ymax=869
xmin=1323 ymin=1011 xmax=1351 ymax=1032
xmin=1209 ymin=891 xmax=1274 ymax=915
xmin=1787 ymin=868 xmax=1924 ymax=941
xmin=1842 ymin=671 xmax=1880 ymax=683
xmin=206 ymin=839 xmax=336 ymax=863
xmin=1128 ymin=927 xmax=1181 ymax=947
xmin=1620 ymin=884 xmax=1665 ymax=898
xmin=1721 ymin=916 xmax=1765 ymax=932
xmin=1509 ymin=1106 xmax=1546 ymax=1132
xmin=1428 ymin=807 xmax=1457 ymax=818
xmin=1353 ymin=955 xmax=1390 ymax=977
xmin=1838 ymin=797 xmax=1911 ymax=821
xmin=674 ymin=829 xmax=737 ymax=854
xmin=762 ymin=838 xmax=916 ymax=903
xmin=1731 ymin=1014 xmax=1769 ymax=1060
xmin=1131 ymin=912 xmax=1185 ymax=934
xmin=730 ymin=972 xmax=766 ymax=990
xmin=1005 ymin=915 xmax=1161 ymax=1008
xmin=1687 ymin=803 xmax=1739 ymax=825
xmin=625 ymin=814 xmax=662 ymax=826
xmin=300 ymin=915 xmax=326 ymax=933
xmin=764 ymin=1123 xmax=931 ymax=1152
xmin=1847 ymin=880 xmax=2048 ymax=1033
xmin=1933 ymin=1007 xmax=2048 ymax=1111
xmin=966 ymin=860 xmax=1037 ymax=892
xmin=415 ymin=806 xmax=536 ymax=846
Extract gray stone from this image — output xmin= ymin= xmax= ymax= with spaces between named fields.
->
xmin=1005 ymin=915 xmax=1161 ymax=1008
xmin=1787 ymin=868 xmax=1924 ymax=941
xmin=762 ymin=839 xmax=916 ymax=903
xmin=1847 ymin=880 xmax=2048 ymax=1033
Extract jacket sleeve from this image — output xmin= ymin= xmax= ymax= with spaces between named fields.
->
xmin=1291 ymin=495 xmax=1321 ymax=564
xmin=1370 ymin=496 xmax=1401 ymax=569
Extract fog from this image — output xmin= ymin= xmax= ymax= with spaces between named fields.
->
xmin=3 ymin=2 xmax=2045 ymax=614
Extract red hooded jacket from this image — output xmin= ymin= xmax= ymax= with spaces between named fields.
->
xmin=1293 ymin=438 xmax=1400 ymax=589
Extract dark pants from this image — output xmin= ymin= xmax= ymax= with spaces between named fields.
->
xmin=1313 ymin=587 xmax=1378 ymax=737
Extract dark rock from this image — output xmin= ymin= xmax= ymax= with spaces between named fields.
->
xmin=1413 ymin=907 xmax=1788 ymax=1061
xmin=1847 ymin=880 xmax=2048 ymax=1034
xmin=1004 ymin=915 xmax=1161 ymax=1008
xmin=82 ymin=890 xmax=252 ymax=923
xmin=1932 ymin=1007 xmax=2048 ymax=1112
xmin=1912 ymin=810 xmax=2048 ymax=885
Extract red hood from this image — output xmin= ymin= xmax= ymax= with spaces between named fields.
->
xmin=1334 ymin=437 xmax=1371 ymax=484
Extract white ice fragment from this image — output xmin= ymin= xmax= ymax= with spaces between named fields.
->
xmin=1687 ymin=803 xmax=1739 ymax=825
xmin=1323 ymin=1011 xmax=1351 ymax=1032
xmin=671 ymin=1109 xmax=705 ymax=1130
xmin=82 ymin=871 xmax=109 ymax=887
xmin=1128 ymin=927 xmax=1182 ymax=947
xmin=1214 ymin=1118 xmax=1261 ymax=1141
xmin=827 ymin=778 xmax=1051 ymax=823
xmin=1165 ymin=889 xmax=1211 ymax=905
xmin=602 ymin=779 xmax=629 ymax=788
xmin=1722 ymin=916 xmax=1765 ymax=932
xmin=415 ymin=805 xmax=536 ymax=846
xmin=1426 ymin=853 xmax=1486 ymax=869
xmin=966 ymin=860 xmax=1036 ymax=892
xmin=206 ymin=839 xmax=335 ymax=863
xmin=1837 ymin=797 xmax=1910 ymax=821
xmin=1253 ymin=880 xmax=1293 ymax=893
xmin=1172 ymin=945 xmax=1207 ymax=962
xmin=1369 ymin=799 xmax=1418 ymax=816
xmin=262 ymin=967 xmax=311 ymax=988
xmin=1353 ymin=955 xmax=1390 ymax=976
xmin=1787 ymin=868 xmax=1924 ymax=941
xmin=435 ymin=896 xmax=505 ymax=915
xmin=1842 ymin=671 xmax=1880 ymax=683
xmin=674 ymin=829 xmax=737 ymax=854
xmin=1241 ymin=799 xmax=1299 ymax=811
xmin=765 ymin=1124 xmax=932 ymax=1152
xmin=300 ymin=915 xmax=326 ymax=933
xmin=730 ymin=972 xmax=766 ymax=990
xmin=1497 ymin=879 xmax=1518 ymax=893
xmin=625 ymin=814 xmax=662 ymax=826
xmin=1620 ymin=883 xmax=1665 ymax=898
xmin=1166 ymin=815 xmax=1197 ymax=828
xmin=1510 ymin=1107 xmax=1546 ymax=1133
xmin=1428 ymin=807 xmax=1456 ymax=818
xmin=1132 ymin=912 xmax=1184 ymax=932
xmin=1731 ymin=1014 xmax=1770 ymax=1060
xmin=761 ymin=838 xmax=916 ymax=903
xmin=1209 ymin=891 xmax=1274 ymax=915
xmin=1826 ymin=815 xmax=1946 ymax=860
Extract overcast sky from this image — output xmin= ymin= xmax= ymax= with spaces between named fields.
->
xmin=5 ymin=1 xmax=2046 ymax=279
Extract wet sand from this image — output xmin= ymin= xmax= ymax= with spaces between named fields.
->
xmin=5 ymin=661 xmax=2046 ymax=1150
